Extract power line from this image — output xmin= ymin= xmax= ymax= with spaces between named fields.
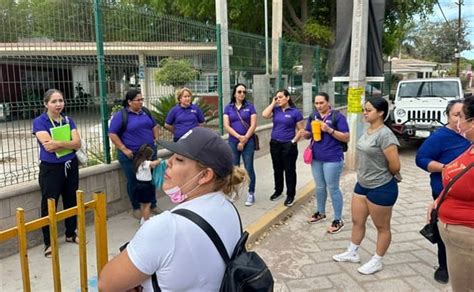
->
xmin=436 ymin=0 xmax=452 ymax=27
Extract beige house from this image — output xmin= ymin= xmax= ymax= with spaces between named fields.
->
xmin=388 ymin=58 xmax=438 ymax=80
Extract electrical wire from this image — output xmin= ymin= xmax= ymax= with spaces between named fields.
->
xmin=436 ymin=0 xmax=452 ymax=27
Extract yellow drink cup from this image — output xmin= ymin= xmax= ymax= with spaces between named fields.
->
xmin=311 ymin=120 xmax=322 ymax=141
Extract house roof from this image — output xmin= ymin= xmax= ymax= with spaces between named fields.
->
xmin=0 ymin=41 xmax=224 ymax=56
xmin=387 ymin=58 xmax=437 ymax=73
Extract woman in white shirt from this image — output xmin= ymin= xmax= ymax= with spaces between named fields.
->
xmin=99 ymin=127 xmax=247 ymax=291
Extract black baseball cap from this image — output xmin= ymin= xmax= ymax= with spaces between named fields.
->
xmin=157 ymin=127 xmax=233 ymax=178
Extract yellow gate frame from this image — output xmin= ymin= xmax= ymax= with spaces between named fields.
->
xmin=0 ymin=191 xmax=108 ymax=292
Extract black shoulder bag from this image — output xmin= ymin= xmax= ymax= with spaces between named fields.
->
xmin=419 ymin=163 xmax=473 ymax=244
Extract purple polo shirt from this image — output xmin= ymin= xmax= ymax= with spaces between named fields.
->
xmin=32 ymin=112 xmax=77 ymax=163
xmin=109 ymin=108 xmax=157 ymax=153
xmin=224 ymin=102 xmax=257 ymax=143
xmin=271 ymin=106 xmax=303 ymax=142
xmin=165 ymin=104 xmax=205 ymax=141
xmin=305 ymin=111 xmax=349 ymax=162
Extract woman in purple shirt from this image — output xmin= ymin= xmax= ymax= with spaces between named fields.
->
xmin=302 ymin=92 xmax=350 ymax=234
xmin=165 ymin=88 xmax=205 ymax=142
xmin=224 ymin=83 xmax=257 ymax=206
xmin=262 ymin=89 xmax=304 ymax=207
xmin=32 ymin=89 xmax=82 ymax=257
xmin=109 ymin=90 xmax=160 ymax=219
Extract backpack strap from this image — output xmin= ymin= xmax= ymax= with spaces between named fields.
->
xmin=118 ymin=108 xmax=128 ymax=137
xmin=151 ymin=204 xmax=241 ymax=292
xmin=229 ymin=201 xmax=243 ymax=233
xmin=173 ymin=208 xmax=231 ymax=264
xmin=331 ymin=110 xmax=339 ymax=131
xmin=118 ymin=106 xmax=156 ymax=137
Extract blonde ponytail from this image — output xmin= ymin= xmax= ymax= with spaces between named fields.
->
xmin=213 ymin=166 xmax=248 ymax=197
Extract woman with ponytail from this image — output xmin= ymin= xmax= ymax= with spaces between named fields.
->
xmin=32 ymin=89 xmax=82 ymax=257
xmin=99 ymin=127 xmax=247 ymax=291
xmin=333 ymin=97 xmax=401 ymax=275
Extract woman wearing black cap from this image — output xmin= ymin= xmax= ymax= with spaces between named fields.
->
xmin=99 ymin=127 xmax=247 ymax=291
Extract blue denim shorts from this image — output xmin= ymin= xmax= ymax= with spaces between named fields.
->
xmin=354 ymin=178 xmax=398 ymax=206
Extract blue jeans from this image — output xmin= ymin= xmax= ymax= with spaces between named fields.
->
xmin=311 ymin=160 xmax=344 ymax=220
xmin=117 ymin=150 xmax=157 ymax=210
xmin=228 ymin=139 xmax=256 ymax=193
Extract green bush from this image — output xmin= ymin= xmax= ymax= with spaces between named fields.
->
xmin=154 ymin=58 xmax=199 ymax=87
xmin=150 ymin=94 xmax=217 ymax=129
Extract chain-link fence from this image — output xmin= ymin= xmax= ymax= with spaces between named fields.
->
xmin=0 ymin=0 xmax=337 ymax=187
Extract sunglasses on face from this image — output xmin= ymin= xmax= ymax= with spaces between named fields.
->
xmin=237 ymin=90 xmax=247 ymax=94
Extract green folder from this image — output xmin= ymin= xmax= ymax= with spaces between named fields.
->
xmin=50 ymin=124 xmax=74 ymax=158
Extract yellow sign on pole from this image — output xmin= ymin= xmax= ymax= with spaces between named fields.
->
xmin=347 ymin=87 xmax=364 ymax=113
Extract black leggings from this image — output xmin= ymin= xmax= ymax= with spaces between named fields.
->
xmin=269 ymin=140 xmax=298 ymax=198
xmin=39 ymin=157 xmax=79 ymax=246
xmin=432 ymin=191 xmax=447 ymax=269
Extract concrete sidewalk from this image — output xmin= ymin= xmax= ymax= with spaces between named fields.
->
xmin=253 ymin=144 xmax=452 ymax=291
xmin=0 ymin=142 xmax=317 ymax=292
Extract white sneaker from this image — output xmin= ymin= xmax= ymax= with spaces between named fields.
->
xmin=332 ymin=250 xmax=360 ymax=263
xmin=245 ymin=193 xmax=255 ymax=206
xmin=357 ymin=257 xmax=383 ymax=275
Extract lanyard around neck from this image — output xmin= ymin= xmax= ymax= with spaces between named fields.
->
xmin=48 ymin=115 xmax=63 ymax=128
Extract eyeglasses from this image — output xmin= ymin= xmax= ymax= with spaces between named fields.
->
xmin=132 ymin=98 xmax=144 ymax=102
xmin=237 ymin=90 xmax=247 ymax=94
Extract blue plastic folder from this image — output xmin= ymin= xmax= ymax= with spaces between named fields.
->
xmin=152 ymin=159 xmax=167 ymax=189
xmin=50 ymin=124 xmax=73 ymax=158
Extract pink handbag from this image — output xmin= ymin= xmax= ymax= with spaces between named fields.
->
xmin=303 ymin=140 xmax=314 ymax=164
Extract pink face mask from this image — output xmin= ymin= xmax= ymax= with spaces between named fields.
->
xmin=163 ymin=171 xmax=203 ymax=204
xmin=457 ymin=118 xmax=473 ymax=138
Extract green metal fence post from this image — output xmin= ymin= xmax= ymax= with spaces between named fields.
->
xmin=216 ymin=24 xmax=224 ymax=135
xmin=93 ymin=0 xmax=111 ymax=163
xmin=278 ymin=38 xmax=283 ymax=90
xmin=315 ymin=46 xmax=321 ymax=93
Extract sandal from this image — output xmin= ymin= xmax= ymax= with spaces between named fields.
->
xmin=65 ymin=235 xmax=80 ymax=244
xmin=44 ymin=245 xmax=52 ymax=258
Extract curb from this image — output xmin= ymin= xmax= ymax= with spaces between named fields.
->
xmin=245 ymin=181 xmax=315 ymax=248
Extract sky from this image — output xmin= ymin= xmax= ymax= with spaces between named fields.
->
xmin=431 ymin=0 xmax=474 ymax=60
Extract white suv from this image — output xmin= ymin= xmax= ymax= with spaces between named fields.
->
xmin=391 ymin=78 xmax=463 ymax=139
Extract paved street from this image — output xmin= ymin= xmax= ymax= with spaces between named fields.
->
xmin=253 ymin=142 xmax=452 ymax=291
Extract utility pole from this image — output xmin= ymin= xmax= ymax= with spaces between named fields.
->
xmin=264 ymin=0 xmax=269 ymax=75
xmin=216 ymin=0 xmax=231 ymax=105
xmin=456 ymin=0 xmax=462 ymax=77
xmin=271 ymin=0 xmax=283 ymax=76
xmin=345 ymin=0 xmax=369 ymax=171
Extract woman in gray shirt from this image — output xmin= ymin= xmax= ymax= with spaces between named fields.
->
xmin=333 ymin=97 xmax=401 ymax=275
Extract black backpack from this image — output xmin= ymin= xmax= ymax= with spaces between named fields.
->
xmin=310 ymin=110 xmax=348 ymax=152
xmin=117 ymin=106 xmax=156 ymax=136
xmin=150 ymin=208 xmax=274 ymax=292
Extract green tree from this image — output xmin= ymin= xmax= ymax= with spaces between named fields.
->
xmin=154 ymin=58 xmax=199 ymax=87
xmin=402 ymin=19 xmax=471 ymax=62
xmin=383 ymin=0 xmax=437 ymax=55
